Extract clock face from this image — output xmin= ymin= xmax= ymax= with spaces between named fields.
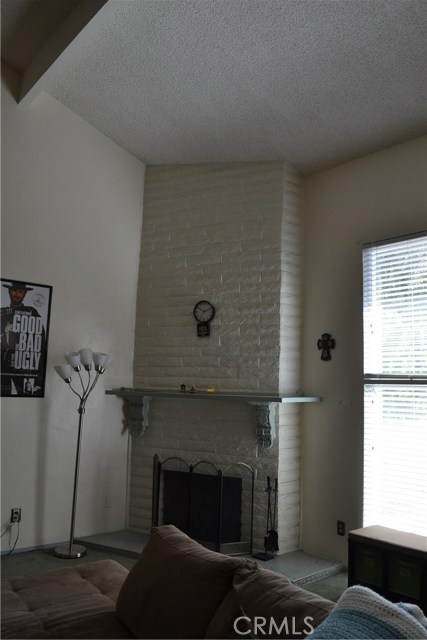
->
xmin=193 ymin=300 xmax=215 ymax=323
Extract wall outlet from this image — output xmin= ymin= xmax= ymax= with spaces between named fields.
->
xmin=337 ymin=520 xmax=345 ymax=536
xmin=11 ymin=508 xmax=21 ymax=523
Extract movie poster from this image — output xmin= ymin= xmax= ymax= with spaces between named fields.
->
xmin=1 ymin=279 xmax=52 ymax=398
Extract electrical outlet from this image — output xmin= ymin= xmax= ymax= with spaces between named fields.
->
xmin=337 ymin=520 xmax=345 ymax=536
xmin=11 ymin=508 xmax=21 ymax=523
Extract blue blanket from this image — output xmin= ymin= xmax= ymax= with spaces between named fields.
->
xmin=310 ymin=585 xmax=427 ymax=639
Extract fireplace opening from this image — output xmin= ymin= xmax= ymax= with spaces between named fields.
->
xmin=152 ymin=455 xmax=254 ymax=555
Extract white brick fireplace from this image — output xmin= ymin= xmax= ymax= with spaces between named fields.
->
xmin=128 ymin=161 xmax=305 ymax=553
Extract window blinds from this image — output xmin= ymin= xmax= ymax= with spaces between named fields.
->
xmin=362 ymin=233 xmax=427 ymax=536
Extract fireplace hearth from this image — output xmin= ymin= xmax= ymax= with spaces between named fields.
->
xmin=152 ymin=454 xmax=254 ymax=555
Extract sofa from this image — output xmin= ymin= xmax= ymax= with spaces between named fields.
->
xmin=1 ymin=524 xmax=334 ymax=639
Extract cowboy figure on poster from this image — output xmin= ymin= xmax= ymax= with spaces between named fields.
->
xmin=1 ymin=279 xmax=52 ymax=397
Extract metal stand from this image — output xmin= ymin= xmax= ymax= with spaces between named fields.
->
xmin=252 ymin=476 xmax=279 ymax=561
xmin=55 ymin=404 xmax=88 ymax=559
xmin=53 ymin=350 xmax=112 ymax=560
xmin=54 ymin=369 xmax=101 ymax=559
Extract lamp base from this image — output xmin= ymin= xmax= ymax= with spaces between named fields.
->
xmin=54 ymin=543 xmax=87 ymax=559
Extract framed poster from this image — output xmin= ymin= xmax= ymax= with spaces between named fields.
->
xmin=1 ymin=279 xmax=52 ymax=397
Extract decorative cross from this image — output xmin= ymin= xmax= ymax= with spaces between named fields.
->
xmin=317 ymin=333 xmax=335 ymax=361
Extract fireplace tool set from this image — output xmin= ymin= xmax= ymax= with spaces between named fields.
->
xmin=253 ymin=476 xmax=279 ymax=561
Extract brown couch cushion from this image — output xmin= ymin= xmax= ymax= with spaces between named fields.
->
xmin=116 ymin=525 xmax=259 ymax=639
xmin=1 ymin=559 xmax=133 ymax=639
xmin=233 ymin=568 xmax=335 ymax=639
xmin=204 ymin=587 xmax=251 ymax=639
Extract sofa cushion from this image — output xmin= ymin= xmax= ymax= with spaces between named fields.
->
xmin=233 ymin=568 xmax=335 ymax=639
xmin=1 ymin=559 xmax=134 ymax=639
xmin=116 ymin=525 xmax=259 ymax=639
xmin=204 ymin=586 xmax=252 ymax=639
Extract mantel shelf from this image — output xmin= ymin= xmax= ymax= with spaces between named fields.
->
xmin=106 ymin=388 xmax=321 ymax=403
xmin=106 ymin=388 xmax=322 ymax=448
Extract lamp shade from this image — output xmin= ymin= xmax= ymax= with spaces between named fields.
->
xmin=103 ymin=355 xmax=113 ymax=370
xmin=54 ymin=364 xmax=73 ymax=381
xmin=93 ymin=352 xmax=108 ymax=367
xmin=79 ymin=348 xmax=93 ymax=368
xmin=93 ymin=352 xmax=113 ymax=373
xmin=64 ymin=352 xmax=81 ymax=370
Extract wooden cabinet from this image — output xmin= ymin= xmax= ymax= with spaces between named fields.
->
xmin=348 ymin=525 xmax=427 ymax=613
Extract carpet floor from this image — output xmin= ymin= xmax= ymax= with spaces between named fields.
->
xmin=1 ymin=547 xmax=348 ymax=603
xmin=1 ymin=547 xmax=136 ymax=578
xmin=303 ymin=570 xmax=348 ymax=602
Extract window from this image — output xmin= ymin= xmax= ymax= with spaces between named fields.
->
xmin=363 ymin=232 xmax=427 ymax=536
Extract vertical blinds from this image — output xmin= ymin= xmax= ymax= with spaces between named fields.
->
xmin=363 ymin=233 xmax=427 ymax=536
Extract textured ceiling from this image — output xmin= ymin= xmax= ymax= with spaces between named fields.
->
xmin=1 ymin=0 xmax=426 ymax=174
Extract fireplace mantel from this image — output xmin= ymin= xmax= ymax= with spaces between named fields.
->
xmin=106 ymin=388 xmax=321 ymax=448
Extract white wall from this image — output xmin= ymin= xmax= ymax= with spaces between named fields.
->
xmin=301 ymin=136 xmax=427 ymax=564
xmin=1 ymin=64 xmax=145 ymax=551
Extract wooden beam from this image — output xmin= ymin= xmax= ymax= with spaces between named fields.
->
xmin=19 ymin=0 xmax=115 ymax=106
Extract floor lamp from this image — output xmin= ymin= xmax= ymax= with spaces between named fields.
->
xmin=54 ymin=348 xmax=113 ymax=559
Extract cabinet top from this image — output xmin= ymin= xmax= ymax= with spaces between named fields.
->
xmin=349 ymin=525 xmax=427 ymax=553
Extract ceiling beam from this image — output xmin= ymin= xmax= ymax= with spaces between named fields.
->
xmin=19 ymin=0 xmax=115 ymax=106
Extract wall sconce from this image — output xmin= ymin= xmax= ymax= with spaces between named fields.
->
xmin=54 ymin=348 xmax=113 ymax=558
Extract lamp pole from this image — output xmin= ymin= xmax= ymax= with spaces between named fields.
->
xmin=54 ymin=349 xmax=112 ymax=559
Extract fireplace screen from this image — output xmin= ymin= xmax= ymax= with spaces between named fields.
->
xmin=152 ymin=455 xmax=254 ymax=555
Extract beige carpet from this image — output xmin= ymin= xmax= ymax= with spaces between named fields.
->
xmin=2 ymin=546 xmax=347 ymax=602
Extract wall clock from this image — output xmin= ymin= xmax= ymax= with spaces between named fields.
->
xmin=193 ymin=300 xmax=215 ymax=337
